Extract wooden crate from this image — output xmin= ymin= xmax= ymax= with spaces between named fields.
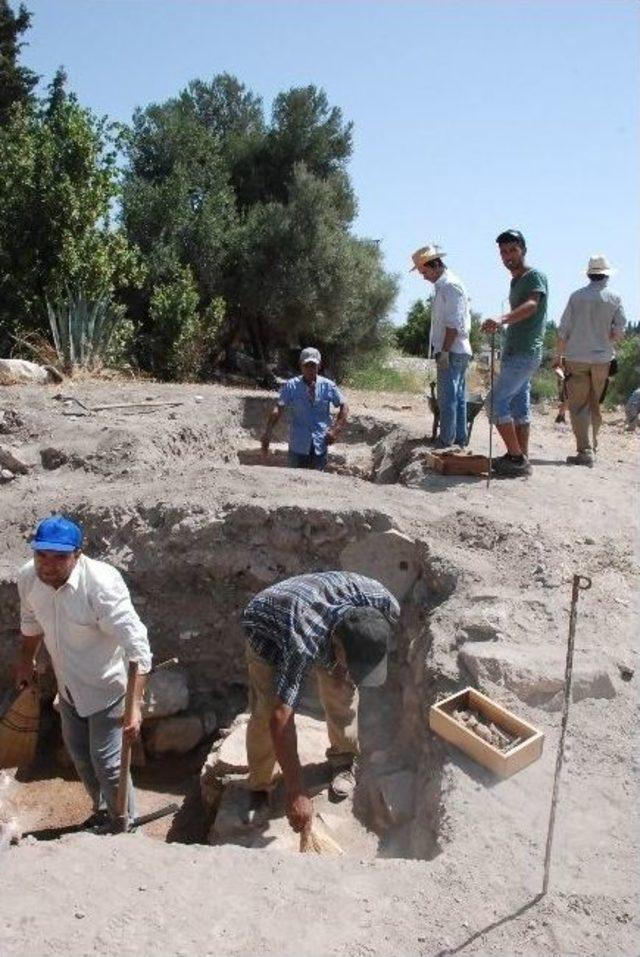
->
xmin=423 ymin=449 xmax=489 ymax=476
xmin=429 ymin=687 xmax=544 ymax=778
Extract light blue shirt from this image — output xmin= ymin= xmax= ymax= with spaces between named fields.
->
xmin=558 ymin=278 xmax=626 ymax=363
xmin=278 ymin=374 xmax=345 ymax=455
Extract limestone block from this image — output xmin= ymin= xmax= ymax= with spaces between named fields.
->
xmin=146 ymin=714 xmax=203 ymax=754
xmin=142 ymin=668 xmax=189 ymax=719
xmin=340 ymin=528 xmax=421 ymax=600
xmin=0 ymin=445 xmax=30 ymax=475
xmin=200 ymin=712 xmax=329 ymax=806
xmin=0 ymin=468 xmax=14 ymax=483
xmin=368 ymin=769 xmax=416 ymax=829
xmin=0 ymin=358 xmax=50 ymax=385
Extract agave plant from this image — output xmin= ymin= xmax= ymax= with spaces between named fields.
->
xmin=46 ymin=290 xmax=119 ymax=372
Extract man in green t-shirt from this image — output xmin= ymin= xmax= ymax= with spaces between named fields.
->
xmin=482 ymin=229 xmax=548 ymax=477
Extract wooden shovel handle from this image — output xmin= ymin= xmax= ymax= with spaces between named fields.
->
xmin=115 ymin=660 xmax=139 ymax=831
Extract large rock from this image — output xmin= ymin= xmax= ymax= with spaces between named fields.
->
xmin=142 ymin=668 xmax=189 ymax=719
xmin=340 ymin=528 xmax=421 ymax=600
xmin=0 ymin=445 xmax=30 ymax=475
xmin=459 ymin=642 xmax=617 ymax=707
xmin=145 ymin=714 xmax=204 ymax=754
xmin=0 ymin=358 xmax=52 ymax=385
xmin=40 ymin=447 xmax=69 ymax=471
xmin=367 ymin=769 xmax=416 ymax=829
xmin=200 ymin=712 xmax=330 ymax=807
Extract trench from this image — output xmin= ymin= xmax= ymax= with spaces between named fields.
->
xmin=2 ymin=496 xmax=460 ymax=862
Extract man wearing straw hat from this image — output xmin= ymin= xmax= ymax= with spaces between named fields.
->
xmin=554 ymin=254 xmax=627 ymax=467
xmin=13 ymin=515 xmax=152 ymax=830
xmin=410 ymin=244 xmax=473 ymax=447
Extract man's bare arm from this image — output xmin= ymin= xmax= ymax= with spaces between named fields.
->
xmin=261 ymin=405 xmax=284 ymax=451
xmin=270 ymin=700 xmax=313 ymax=832
xmin=327 ymin=402 xmax=349 ymax=444
xmin=482 ymin=293 xmax=541 ymax=332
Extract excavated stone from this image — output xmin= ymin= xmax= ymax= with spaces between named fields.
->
xmin=145 ymin=714 xmax=204 ymax=754
xmin=40 ymin=447 xmax=69 ymax=470
xmin=142 ymin=668 xmax=190 ymax=719
xmin=340 ymin=528 xmax=421 ymax=600
xmin=371 ymin=769 xmax=416 ymax=827
xmin=0 ymin=445 xmax=30 ymax=475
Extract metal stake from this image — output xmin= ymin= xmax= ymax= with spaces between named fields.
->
xmin=486 ymin=331 xmax=496 ymax=488
xmin=541 ymin=574 xmax=592 ymax=894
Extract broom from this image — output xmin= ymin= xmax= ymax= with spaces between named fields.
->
xmin=0 ymin=683 xmax=40 ymax=770
xmin=299 ymin=813 xmax=344 ymax=856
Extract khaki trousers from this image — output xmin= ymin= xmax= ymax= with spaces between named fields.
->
xmin=245 ymin=643 xmax=359 ymax=791
xmin=565 ymin=361 xmax=610 ymax=453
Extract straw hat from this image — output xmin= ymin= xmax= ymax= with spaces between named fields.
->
xmin=410 ymin=244 xmax=446 ymax=272
xmin=586 ymin=254 xmax=615 ymax=276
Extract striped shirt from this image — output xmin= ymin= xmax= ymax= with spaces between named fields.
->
xmin=242 ymin=571 xmax=400 ymax=707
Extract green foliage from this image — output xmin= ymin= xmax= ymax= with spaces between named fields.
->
xmin=0 ymin=0 xmax=39 ymax=125
xmin=343 ymin=352 xmax=424 ymax=394
xmin=606 ymin=335 xmax=640 ymax=406
xmin=46 ymin=289 xmax=120 ymax=371
xmin=0 ymin=75 xmax=144 ymax=353
xmin=543 ymin=322 xmax=558 ymax=356
xmin=121 ymin=75 xmax=394 ymax=379
xmin=396 ymin=299 xmax=431 ymax=357
xmin=171 ymin=296 xmax=226 ymax=382
xmin=469 ymin=312 xmax=483 ymax=354
xmin=530 ymin=366 xmax=558 ymax=402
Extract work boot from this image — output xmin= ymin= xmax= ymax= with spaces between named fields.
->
xmin=243 ymin=789 xmax=270 ymax=826
xmin=492 ymin=453 xmax=532 ymax=477
xmin=566 ymin=451 xmax=594 ymax=468
xmin=329 ymin=765 xmax=356 ymax=801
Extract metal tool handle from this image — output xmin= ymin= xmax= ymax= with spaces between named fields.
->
xmin=486 ymin=331 xmax=496 ymax=488
xmin=542 ymin=574 xmax=591 ymax=893
xmin=115 ymin=659 xmax=139 ymax=833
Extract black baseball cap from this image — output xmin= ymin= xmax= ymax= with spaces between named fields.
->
xmin=335 ymin=607 xmax=390 ymax=687
xmin=496 ymin=229 xmax=526 ymax=248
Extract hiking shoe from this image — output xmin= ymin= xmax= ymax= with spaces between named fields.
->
xmin=566 ymin=451 xmax=594 ymax=468
xmin=80 ymin=810 xmax=110 ymax=832
xmin=492 ymin=454 xmax=532 ymax=477
xmin=329 ymin=766 xmax=356 ymax=801
xmin=243 ymin=790 xmax=270 ymax=826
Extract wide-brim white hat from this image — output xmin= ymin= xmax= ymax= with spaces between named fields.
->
xmin=586 ymin=254 xmax=615 ymax=276
xmin=410 ymin=244 xmax=446 ymax=272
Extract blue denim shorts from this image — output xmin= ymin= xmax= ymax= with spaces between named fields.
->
xmin=489 ymin=353 xmax=541 ymax=425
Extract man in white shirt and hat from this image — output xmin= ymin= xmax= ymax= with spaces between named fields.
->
xmin=411 ymin=244 xmax=473 ymax=447
xmin=554 ymin=254 xmax=627 ymax=467
xmin=14 ymin=514 xmax=152 ymax=830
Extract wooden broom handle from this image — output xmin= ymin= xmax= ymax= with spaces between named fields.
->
xmin=115 ymin=659 xmax=139 ymax=829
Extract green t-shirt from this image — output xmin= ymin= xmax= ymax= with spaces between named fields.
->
xmin=503 ymin=268 xmax=548 ymax=357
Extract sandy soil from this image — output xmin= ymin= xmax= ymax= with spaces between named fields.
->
xmin=0 ymin=379 xmax=638 ymax=957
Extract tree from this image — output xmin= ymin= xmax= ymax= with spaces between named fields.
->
xmin=396 ymin=299 xmax=432 ymax=356
xmin=0 ymin=72 xmax=143 ymax=353
xmin=121 ymin=76 xmax=395 ymax=378
xmin=0 ymin=0 xmax=38 ymax=125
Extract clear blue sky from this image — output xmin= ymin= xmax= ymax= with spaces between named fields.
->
xmin=21 ymin=0 xmax=639 ymax=326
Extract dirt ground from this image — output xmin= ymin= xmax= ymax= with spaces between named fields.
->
xmin=0 ymin=378 xmax=638 ymax=957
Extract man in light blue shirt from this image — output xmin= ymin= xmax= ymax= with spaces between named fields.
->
xmin=261 ymin=347 xmax=348 ymax=470
xmin=555 ymin=254 xmax=626 ymax=466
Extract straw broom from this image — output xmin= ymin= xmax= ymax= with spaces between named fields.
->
xmin=299 ymin=814 xmax=344 ymax=856
xmin=0 ymin=684 xmax=40 ymax=770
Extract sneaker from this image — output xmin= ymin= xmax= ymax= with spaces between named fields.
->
xmin=566 ymin=451 xmax=594 ymax=468
xmin=492 ymin=454 xmax=532 ymax=477
xmin=243 ymin=790 xmax=270 ymax=826
xmin=329 ymin=766 xmax=356 ymax=801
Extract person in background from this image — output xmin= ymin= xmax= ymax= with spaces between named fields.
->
xmin=482 ymin=229 xmax=548 ymax=477
xmin=261 ymin=347 xmax=348 ymax=470
xmin=411 ymin=244 xmax=472 ymax=447
xmin=554 ymin=254 xmax=627 ymax=467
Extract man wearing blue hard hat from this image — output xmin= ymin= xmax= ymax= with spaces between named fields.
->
xmin=14 ymin=514 xmax=152 ymax=831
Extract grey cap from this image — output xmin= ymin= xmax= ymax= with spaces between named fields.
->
xmin=300 ymin=347 xmax=321 ymax=365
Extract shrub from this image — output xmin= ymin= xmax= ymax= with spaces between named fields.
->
xmin=46 ymin=290 xmax=121 ymax=372
xmin=606 ymin=336 xmax=640 ymax=407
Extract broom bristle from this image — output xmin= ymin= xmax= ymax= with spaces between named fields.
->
xmin=0 ymin=686 xmax=40 ymax=770
xmin=299 ymin=815 xmax=344 ymax=855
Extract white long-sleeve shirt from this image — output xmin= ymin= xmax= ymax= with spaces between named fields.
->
xmin=431 ymin=268 xmax=472 ymax=355
xmin=18 ymin=555 xmax=151 ymax=717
